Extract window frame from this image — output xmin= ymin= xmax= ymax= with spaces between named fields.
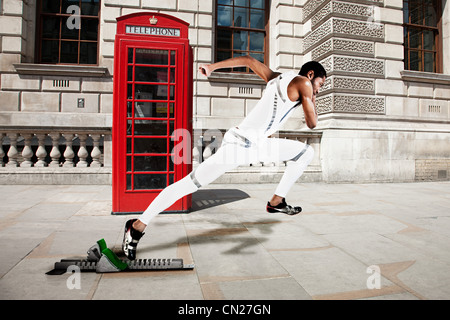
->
xmin=214 ymin=0 xmax=270 ymax=73
xmin=403 ymin=0 xmax=442 ymax=73
xmin=35 ymin=0 xmax=101 ymax=66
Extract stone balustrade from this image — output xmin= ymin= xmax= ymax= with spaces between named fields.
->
xmin=0 ymin=130 xmax=110 ymax=168
xmin=192 ymin=130 xmax=323 ymax=183
xmin=0 ymin=128 xmax=112 ymax=185
xmin=0 ymin=128 xmax=322 ymax=184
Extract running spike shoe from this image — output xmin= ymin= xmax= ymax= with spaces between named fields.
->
xmin=266 ymin=198 xmax=302 ymax=215
xmin=122 ymin=219 xmax=145 ymax=260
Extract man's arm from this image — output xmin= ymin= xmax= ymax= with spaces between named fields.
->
xmin=199 ymin=55 xmax=280 ymax=83
xmin=287 ymin=77 xmax=317 ymax=129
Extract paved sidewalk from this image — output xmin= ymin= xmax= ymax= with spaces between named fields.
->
xmin=0 ymin=181 xmax=450 ymax=300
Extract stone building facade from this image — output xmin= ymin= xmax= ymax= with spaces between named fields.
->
xmin=0 ymin=0 xmax=449 ymax=185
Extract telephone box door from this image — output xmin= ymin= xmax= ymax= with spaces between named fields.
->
xmin=113 ymin=13 xmax=192 ymax=214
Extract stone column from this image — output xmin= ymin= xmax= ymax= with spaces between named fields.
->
xmin=303 ymin=0 xmax=386 ymax=115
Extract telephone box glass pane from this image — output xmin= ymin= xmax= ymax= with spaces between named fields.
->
xmin=128 ymin=48 xmax=134 ymax=63
xmin=126 ymin=175 xmax=132 ymax=190
xmin=135 ymin=67 xmax=169 ymax=82
xmin=135 ymin=49 xmax=169 ymax=65
xmin=170 ymin=68 xmax=175 ymax=83
xmin=134 ymin=120 xmax=168 ymax=136
xmin=134 ymin=156 xmax=167 ymax=172
xmin=134 ymin=138 xmax=167 ymax=154
xmin=126 ymin=120 xmax=132 ymax=134
xmin=135 ymin=102 xmax=168 ymax=118
xmin=127 ymin=156 xmax=132 ymax=172
xmin=135 ymin=84 xmax=168 ymax=100
xmin=126 ymin=138 xmax=132 ymax=153
xmin=128 ymin=67 xmax=133 ymax=81
xmin=134 ymin=174 xmax=167 ymax=190
xmin=169 ymin=103 xmax=175 ymax=118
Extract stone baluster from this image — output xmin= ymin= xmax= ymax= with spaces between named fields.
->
xmin=6 ymin=133 xmax=19 ymax=167
xmin=49 ymin=132 xmax=62 ymax=167
xmin=90 ymin=134 xmax=102 ymax=167
xmin=76 ymin=134 xmax=89 ymax=167
xmin=202 ymin=136 xmax=219 ymax=161
xmin=0 ymin=133 xmax=5 ymax=167
xmin=63 ymin=134 xmax=75 ymax=167
xmin=192 ymin=146 xmax=200 ymax=166
xmin=35 ymin=134 xmax=48 ymax=167
xmin=20 ymin=133 xmax=34 ymax=167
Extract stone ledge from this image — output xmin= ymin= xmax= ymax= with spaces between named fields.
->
xmin=214 ymin=169 xmax=322 ymax=184
xmin=207 ymin=72 xmax=266 ymax=85
xmin=0 ymin=167 xmax=322 ymax=185
xmin=401 ymin=70 xmax=450 ymax=85
xmin=13 ymin=63 xmax=110 ymax=78
xmin=0 ymin=167 xmax=112 ymax=185
xmin=0 ymin=112 xmax=112 ymax=129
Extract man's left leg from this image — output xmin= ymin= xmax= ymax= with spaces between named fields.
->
xmin=258 ymin=138 xmax=314 ymax=215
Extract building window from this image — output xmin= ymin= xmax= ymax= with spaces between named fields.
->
xmin=215 ymin=0 xmax=268 ymax=73
xmin=36 ymin=0 xmax=100 ymax=65
xmin=403 ymin=0 xmax=441 ymax=73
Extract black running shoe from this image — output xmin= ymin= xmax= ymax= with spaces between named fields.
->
xmin=122 ymin=219 xmax=145 ymax=260
xmin=266 ymin=198 xmax=302 ymax=215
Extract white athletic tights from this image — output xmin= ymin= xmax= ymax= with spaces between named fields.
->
xmin=139 ymin=128 xmax=314 ymax=225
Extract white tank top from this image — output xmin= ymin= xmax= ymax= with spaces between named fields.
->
xmin=237 ymin=71 xmax=301 ymax=141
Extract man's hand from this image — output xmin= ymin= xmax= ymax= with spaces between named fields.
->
xmin=199 ymin=64 xmax=213 ymax=77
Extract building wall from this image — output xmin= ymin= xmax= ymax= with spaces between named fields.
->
xmin=307 ymin=0 xmax=450 ymax=182
xmin=0 ymin=0 xmax=449 ymax=184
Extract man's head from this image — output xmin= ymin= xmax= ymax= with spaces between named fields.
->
xmin=299 ymin=61 xmax=327 ymax=95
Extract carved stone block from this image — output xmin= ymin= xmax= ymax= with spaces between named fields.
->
xmin=316 ymin=93 xmax=385 ymax=114
xmin=304 ymin=17 xmax=384 ymax=53
xmin=320 ymin=55 xmax=385 ymax=77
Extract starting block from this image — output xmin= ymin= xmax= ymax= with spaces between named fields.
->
xmin=46 ymin=239 xmax=195 ymax=275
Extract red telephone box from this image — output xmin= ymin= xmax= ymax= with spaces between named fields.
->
xmin=112 ymin=12 xmax=193 ymax=214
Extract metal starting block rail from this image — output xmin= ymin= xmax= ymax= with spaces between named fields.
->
xmin=46 ymin=239 xmax=195 ymax=275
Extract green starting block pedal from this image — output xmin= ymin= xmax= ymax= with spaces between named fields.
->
xmin=46 ymin=239 xmax=195 ymax=275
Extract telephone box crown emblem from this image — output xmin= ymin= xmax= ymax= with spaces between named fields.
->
xmin=149 ymin=16 xmax=158 ymax=25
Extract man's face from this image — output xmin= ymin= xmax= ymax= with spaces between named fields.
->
xmin=311 ymin=76 xmax=326 ymax=96
xmin=306 ymin=70 xmax=326 ymax=96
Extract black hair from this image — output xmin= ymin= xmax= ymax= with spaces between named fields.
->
xmin=299 ymin=61 xmax=327 ymax=79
